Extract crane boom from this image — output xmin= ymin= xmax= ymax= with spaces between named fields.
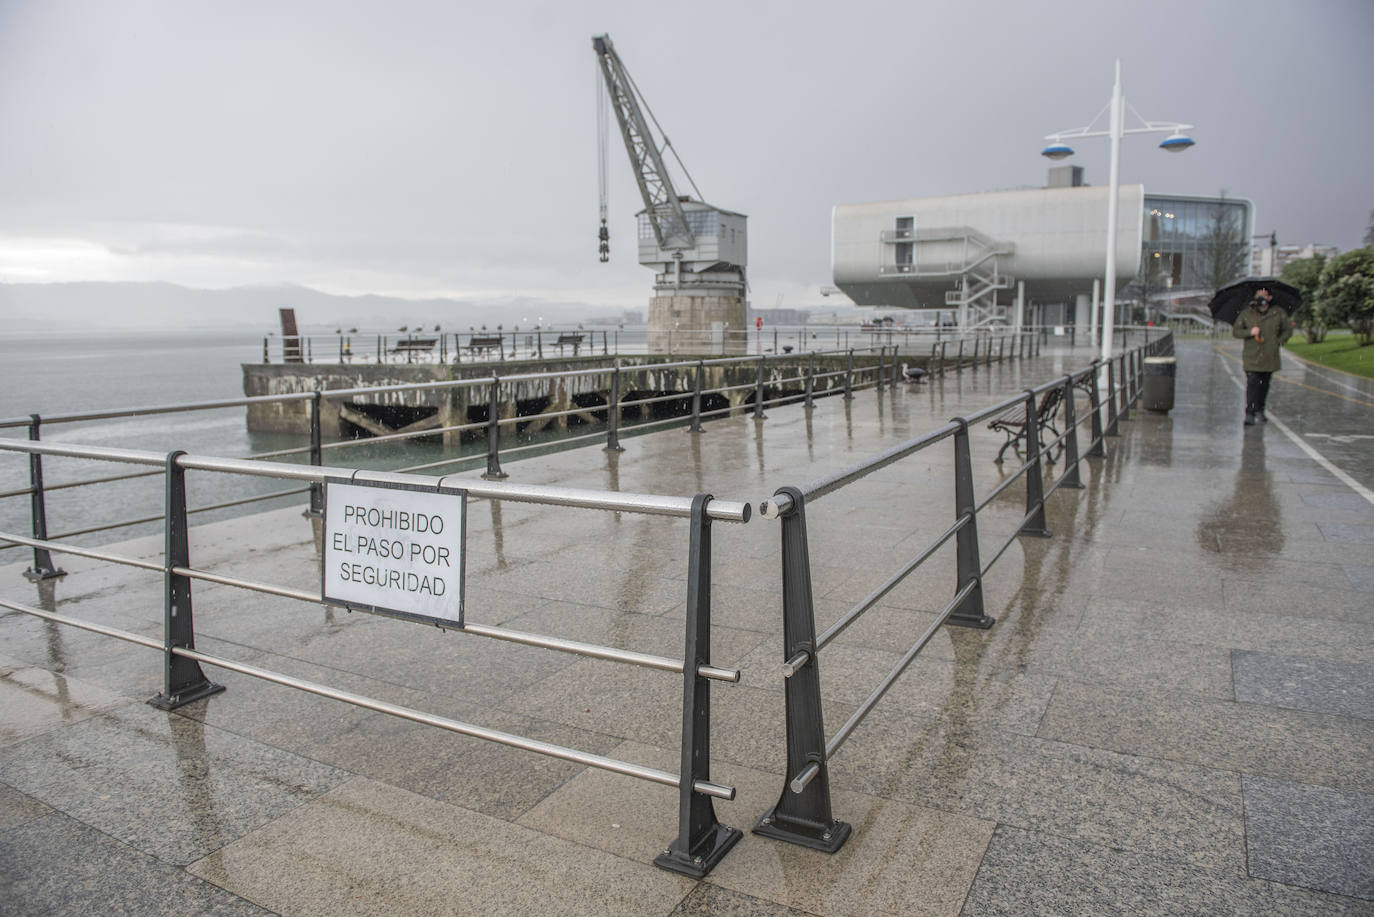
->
xmin=592 ymin=34 xmax=695 ymax=253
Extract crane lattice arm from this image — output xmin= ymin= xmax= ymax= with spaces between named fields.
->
xmin=593 ymin=34 xmax=695 ymax=255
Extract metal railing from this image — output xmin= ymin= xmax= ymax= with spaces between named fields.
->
xmin=3 ymin=337 xmax=1036 ymax=563
xmin=262 ymin=324 xmax=1052 ymax=363
xmin=0 ymin=440 xmax=752 ymax=877
xmin=750 ymin=332 xmax=1173 ymax=853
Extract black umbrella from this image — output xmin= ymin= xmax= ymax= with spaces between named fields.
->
xmin=1207 ymin=277 xmax=1302 ymax=325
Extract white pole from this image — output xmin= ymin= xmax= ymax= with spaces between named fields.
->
xmin=1090 ymin=277 xmax=1100 ymax=344
xmin=1101 ymin=60 xmax=1123 ymax=362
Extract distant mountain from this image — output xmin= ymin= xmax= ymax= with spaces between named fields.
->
xmin=0 ymin=281 xmax=602 ymax=332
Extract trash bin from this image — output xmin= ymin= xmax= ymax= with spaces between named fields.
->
xmin=1142 ymin=356 xmax=1176 ymax=412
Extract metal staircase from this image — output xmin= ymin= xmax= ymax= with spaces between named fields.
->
xmin=880 ymin=226 xmax=1015 ymax=328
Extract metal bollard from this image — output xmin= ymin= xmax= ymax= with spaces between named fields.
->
xmin=804 ymin=354 xmax=815 ymax=409
xmin=148 ymin=451 xmax=225 ymax=710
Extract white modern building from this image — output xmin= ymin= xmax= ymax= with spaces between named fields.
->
xmin=832 ymin=180 xmax=1253 ymax=329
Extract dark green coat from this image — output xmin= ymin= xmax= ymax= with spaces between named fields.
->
xmin=1233 ymin=306 xmax=1294 ymax=372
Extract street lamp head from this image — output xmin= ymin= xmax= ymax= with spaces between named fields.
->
xmin=1159 ymin=133 xmax=1195 ymax=153
xmin=1041 ymin=143 xmax=1075 ymax=160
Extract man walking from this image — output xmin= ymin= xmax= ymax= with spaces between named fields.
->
xmin=1232 ymin=288 xmax=1294 ymax=426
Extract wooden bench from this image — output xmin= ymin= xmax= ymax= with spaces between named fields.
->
xmin=466 ymin=335 xmax=504 ymax=356
xmin=988 ymin=387 xmax=1064 ymax=464
xmin=555 ymin=333 xmax=585 ymax=355
xmin=390 ymin=336 xmax=436 ymax=354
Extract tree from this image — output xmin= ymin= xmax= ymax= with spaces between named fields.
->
xmin=1364 ymin=210 xmax=1374 ymax=248
xmin=1316 ymin=247 xmax=1374 ymax=345
xmin=1200 ymin=190 xmax=1249 ymax=296
xmin=1280 ymin=255 xmax=1328 ymax=342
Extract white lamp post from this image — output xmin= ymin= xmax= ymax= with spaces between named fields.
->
xmin=1042 ymin=60 xmax=1194 ymax=361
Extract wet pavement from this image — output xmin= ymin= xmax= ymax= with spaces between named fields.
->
xmin=1 ymin=336 xmax=1371 ymax=916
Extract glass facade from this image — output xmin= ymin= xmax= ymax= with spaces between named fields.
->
xmin=1139 ymin=194 xmax=1252 ymax=293
xmin=637 ymin=208 xmax=718 ymax=241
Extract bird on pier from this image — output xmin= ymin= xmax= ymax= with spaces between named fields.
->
xmin=900 ymin=363 xmax=928 ymax=383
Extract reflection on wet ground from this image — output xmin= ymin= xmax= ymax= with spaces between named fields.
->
xmin=1 ymin=337 xmax=1371 ymax=915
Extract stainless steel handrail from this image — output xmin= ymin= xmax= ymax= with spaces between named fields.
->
xmin=0 ymin=441 xmax=751 ymax=523
xmin=0 ymin=596 xmax=735 ymax=801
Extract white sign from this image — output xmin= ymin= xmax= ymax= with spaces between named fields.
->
xmin=322 ymin=479 xmax=466 ymax=627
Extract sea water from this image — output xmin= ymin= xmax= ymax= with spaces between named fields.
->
xmin=0 ymin=329 xmax=532 ymax=551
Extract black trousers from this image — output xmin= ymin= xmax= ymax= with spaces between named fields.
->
xmin=1245 ymin=371 xmax=1273 ymax=415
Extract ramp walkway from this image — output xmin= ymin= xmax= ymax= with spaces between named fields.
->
xmin=1 ymin=338 xmax=1371 ymax=915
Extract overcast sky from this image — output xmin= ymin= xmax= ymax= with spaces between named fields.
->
xmin=2 ymin=0 xmax=1371 ymax=316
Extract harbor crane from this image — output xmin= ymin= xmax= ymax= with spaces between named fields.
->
xmin=592 ymin=33 xmax=748 ymax=353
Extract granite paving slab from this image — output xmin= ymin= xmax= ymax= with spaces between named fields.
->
xmin=669 ymin=884 xmax=819 ymax=916
xmin=517 ymin=741 xmax=995 ymax=917
xmin=1037 ymin=679 xmax=1374 ymax=794
xmin=833 ymin=713 xmax=1248 ymax=872
xmin=187 ymin=776 xmax=694 ymax=917
xmin=0 ymin=812 xmax=268 ymax=916
xmin=0 ymin=782 xmax=49 ymax=832
xmin=961 ymin=824 xmax=1352 ymax=916
xmin=1242 ymin=775 xmax=1374 ymax=901
xmin=1232 ymin=650 xmax=1374 ymax=721
xmin=0 ymin=653 xmax=133 ymax=748
xmin=1346 ymin=564 xmax=1374 ymax=593
xmin=0 ymin=702 xmax=351 ymax=865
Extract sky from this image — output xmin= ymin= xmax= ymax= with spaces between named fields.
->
xmin=1 ymin=0 xmax=1372 ymax=319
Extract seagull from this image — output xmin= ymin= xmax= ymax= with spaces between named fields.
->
xmin=900 ymin=362 xmax=928 ymax=383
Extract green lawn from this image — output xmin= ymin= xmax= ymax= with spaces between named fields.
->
xmin=1285 ymin=332 xmax=1374 ymax=379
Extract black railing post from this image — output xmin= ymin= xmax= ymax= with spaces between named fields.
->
xmin=604 ymin=363 xmax=625 ymax=452
xmin=1087 ymin=363 xmax=1107 ymax=457
xmin=889 ymin=346 xmax=900 ymax=389
xmin=1060 ymin=374 xmax=1084 ymax=490
xmin=1118 ymin=355 xmax=1131 ymax=422
xmin=754 ymin=486 xmax=852 ymax=853
xmin=483 ymin=376 xmax=508 ymax=480
xmin=688 ymin=361 xmax=706 ymax=433
xmin=844 ymin=350 xmax=854 ymax=400
xmin=957 ymin=339 xmax=965 ymax=370
xmin=949 ymin=421 xmax=994 ymax=628
xmin=656 ymin=494 xmax=742 ymax=878
xmin=1019 ymin=390 xmax=1053 ymax=539
xmin=971 ymin=336 xmax=979 ymax=368
xmin=305 ymin=391 xmax=324 ymax=518
xmin=23 ymin=416 xmax=65 ymax=582
xmin=804 ymin=354 xmax=815 ymax=409
xmin=753 ymin=355 xmax=768 ymax=421
xmin=149 ymin=451 xmax=225 ymax=710
xmin=1105 ymin=360 xmax=1120 ymax=437
xmin=875 ymin=346 xmax=886 ymax=394
xmin=929 ymin=342 xmax=939 ymax=376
